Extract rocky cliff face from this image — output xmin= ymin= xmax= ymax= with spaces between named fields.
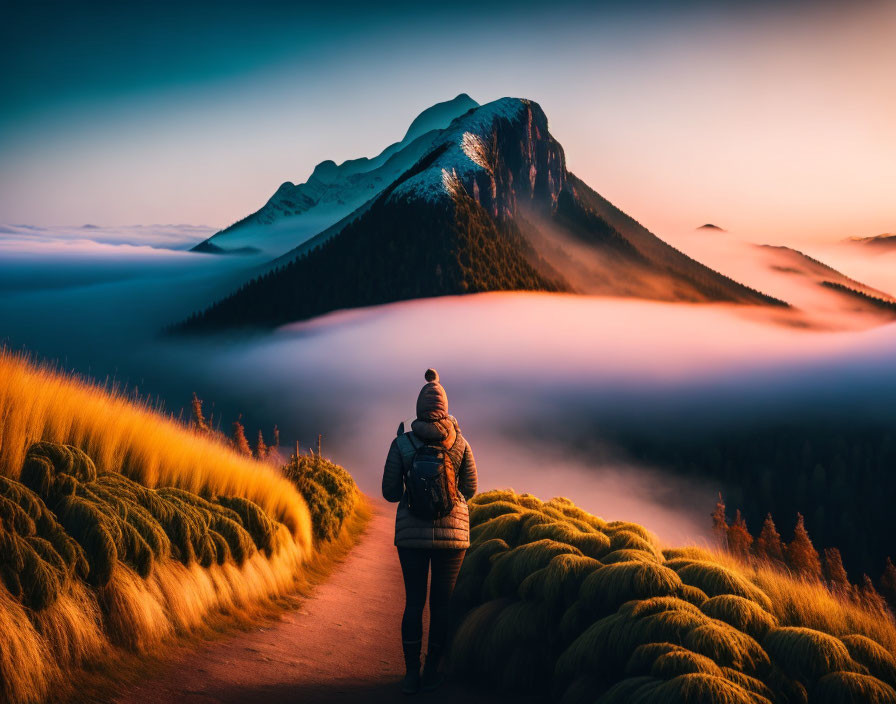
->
xmin=388 ymin=98 xmax=566 ymax=221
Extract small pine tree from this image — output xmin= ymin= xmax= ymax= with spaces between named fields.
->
xmin=858 ymin=574 xmax=890 ymax=615
xmin=711 ymin=493 xmax=728 ymax=549
xmin=822 ymin=548 xmax=851 ymax=595
xmin=272 ymin=425 xmax=280 ymax=452
xmin=191 ymin=392 xmax=210 ymax=433
xmin=255 ymin=429 xmax=268 ymax=460
xmin=786 ymin=513 xmax=822 ymax=581
xmin=231 ymin=416 xmax=251 ymax=457
xmin=880 ymin=557 xmax=896 ymax=610
xmin=726 ymin=510 xmax=753 ymax=559
xmin=755 ymin=514 xmax=785 ymax=563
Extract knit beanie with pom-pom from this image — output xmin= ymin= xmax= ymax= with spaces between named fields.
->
xmin=416 ymin=368 xmax=448 ymax=422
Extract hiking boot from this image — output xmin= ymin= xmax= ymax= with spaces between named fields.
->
xmin=421 ymin=646 xmax=445 ymax=692
xmin=402 ymin=640 xmax=422 ymax=695
xmin=401 ymin=669 xmax=421 ymax=695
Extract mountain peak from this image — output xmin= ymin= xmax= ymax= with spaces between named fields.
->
xmin=390 ymin=97 xmax=559 ymax=208
xmin=401 ymin=93 xmax=479 ymax=143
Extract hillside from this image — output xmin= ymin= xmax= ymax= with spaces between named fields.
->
xmin=844 ymin=233 xmax=896 ymax=252
xmin=0 ymin=349 xmax=364 ymax=704
xmin=176 ymin=97 xmax=783 ymax=332
xmin=451 ymin=490 xmax=896 ymax=703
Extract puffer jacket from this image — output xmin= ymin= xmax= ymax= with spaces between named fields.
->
xmin=382 ymin=415 xmax=478 ymax=549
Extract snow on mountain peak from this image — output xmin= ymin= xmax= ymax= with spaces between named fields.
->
xmin=390 ymin=97 xmax=532 ymax=204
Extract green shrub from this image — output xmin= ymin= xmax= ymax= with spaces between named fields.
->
xmin=8 ymin=442 xmax=280 ymax=602
xmin=519 ymin=553 xmax=601 ymax=609
xmin=450 ymin=489 xmax=896 ymax=704
xmin=483 ymin=539 xmax=581 ymax=599
xmin=282 ymin=453 xmax=357 ymax=542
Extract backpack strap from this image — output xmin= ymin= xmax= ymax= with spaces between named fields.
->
xmin=396 ymin=431 xmax=421 ymax=471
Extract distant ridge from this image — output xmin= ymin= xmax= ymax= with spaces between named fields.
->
xmin=844 ymin=233 xmax=896 ymax=251
xmin=697 ymin=223 xmax=726 ymax=232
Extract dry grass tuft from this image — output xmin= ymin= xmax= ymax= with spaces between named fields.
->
xmin=0 ymin=349 xmax=365 ymax=704
xmin=762 ymin=626 xmax=858 ymax=683
xmin=449 ymin=489 xmax=896 ymax=703
xmin=813 ymin=671 xmax=896 ymax=704
xmin=700 ymin=595 xmax=778 ymax=640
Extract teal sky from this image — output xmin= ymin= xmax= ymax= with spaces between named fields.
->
xmin=1 ymin=1 xmax=893 ymax=242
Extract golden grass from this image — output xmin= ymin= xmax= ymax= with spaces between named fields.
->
xmin=48 ymin=498 xmax=371 ymax=704
xmin=0 ymin=348 xmax=368 ymax=704
xmin=0 ymin=349 xmax=311 ymax=541
xmin=451 ymin=489 xmax=896 ymax=704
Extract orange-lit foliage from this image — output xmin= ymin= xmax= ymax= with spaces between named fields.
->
xmin=0 ymin=349 xmax=355 ymax=704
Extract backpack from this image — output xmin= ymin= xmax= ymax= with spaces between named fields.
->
xmin=396 ymin=425 xmax=460 ymax=520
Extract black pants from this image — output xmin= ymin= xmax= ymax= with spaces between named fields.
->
xmin=397 ymin=547 xmax=466 ymax=651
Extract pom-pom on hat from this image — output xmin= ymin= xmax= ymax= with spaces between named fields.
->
xmin=416 ymin=368 xmax=448 ymax=421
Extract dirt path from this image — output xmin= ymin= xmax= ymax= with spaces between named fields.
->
xmin=113 ymin=503 xmax=500 ymax=704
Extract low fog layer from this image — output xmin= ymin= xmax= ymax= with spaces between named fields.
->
xmin=3 ymin=228 xmax=896 ymax=545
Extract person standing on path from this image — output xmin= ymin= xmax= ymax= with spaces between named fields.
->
xmin=382 ymin=368 xmax=478 ymax=695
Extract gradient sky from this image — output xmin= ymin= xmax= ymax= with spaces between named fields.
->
xmin=1 ymin=0 xmax=893 ymax=243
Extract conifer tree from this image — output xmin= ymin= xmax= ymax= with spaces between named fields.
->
xmin=880 ymin=557 xmax=896 ymax=610
xmin=726 ymin=510 xmax=753 ymax=559
xmin=711 ymin=493 xmax=728 ymax=549
xmin=231 ymin=416 xmax=251 ymax=457
xmin=858 ymin=574 xmax=890 ymax=615
xmin=786 ymin=513 xmax=822 ymax=581
xmin=255 ymin=429 xmax=268 ymax=460
xmin=191 ymin=392 xmax=210 ymax=433
xmin=755 ymin=513 xmax=785 ymax=563
xmin=822 ymin=548 xmax=851 ymax=595
xmin=272 ymin=425 xmax=280 ymax=453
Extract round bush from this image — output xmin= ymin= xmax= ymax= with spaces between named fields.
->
xmin=469 ymin=489 xmax=519 ymax=507
xmin=469 ymin=500 xmax=524 ymax=524
xmin=519 ymin=553 xmax=602 ymax=609
xmin=483 ymin=539 xmax=581 ymax=599
xmin=676 ymin=584 xmax=709 ymax=607
xmin=813 ymin=671 xmax=896 ymax=704
xmin=596 ymin=676 xmax=661 ymax=703
xmin=683 ymin=622 xmax=770 ymax=677
xmin=609 ymin=530 xmax=661 ymax=559
xmin=470 ymin=512 xmax=525 ymax=546
xmin=602 ymin=549 xmax=660 ymax=565
xmin=579 ymin=561 xmax=683 ymax=616
xmin=841 ymin=635 xmax=896 ymax=688
xmin=650 ymin=649 xmax=723 ymax=679
xmin=450 ymin=598 xmax=512 ymax=674
xmin=525 ymin=521 xmax=610 ymax=559
xmin=545 ymin=497 xmax=607 ymax=531
xmin=674 ymin=562 xmax=772 ymax=611
xmin=700 ymin=595 xmax=778 ymax=640
xmin=636 ymin=672 xmax=761 ymax=704
xmin=452 ymin=538 xmax=510 ymax=608
xmin=663 ymin=547 xmax=716 ymax=562
xmin=627 ymin=643 xmax=689 ymax=676
xmin=762 ymin=627 xmax=856 ymax=684
xmin=721 ymin=667 xmax=776 ymax=702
